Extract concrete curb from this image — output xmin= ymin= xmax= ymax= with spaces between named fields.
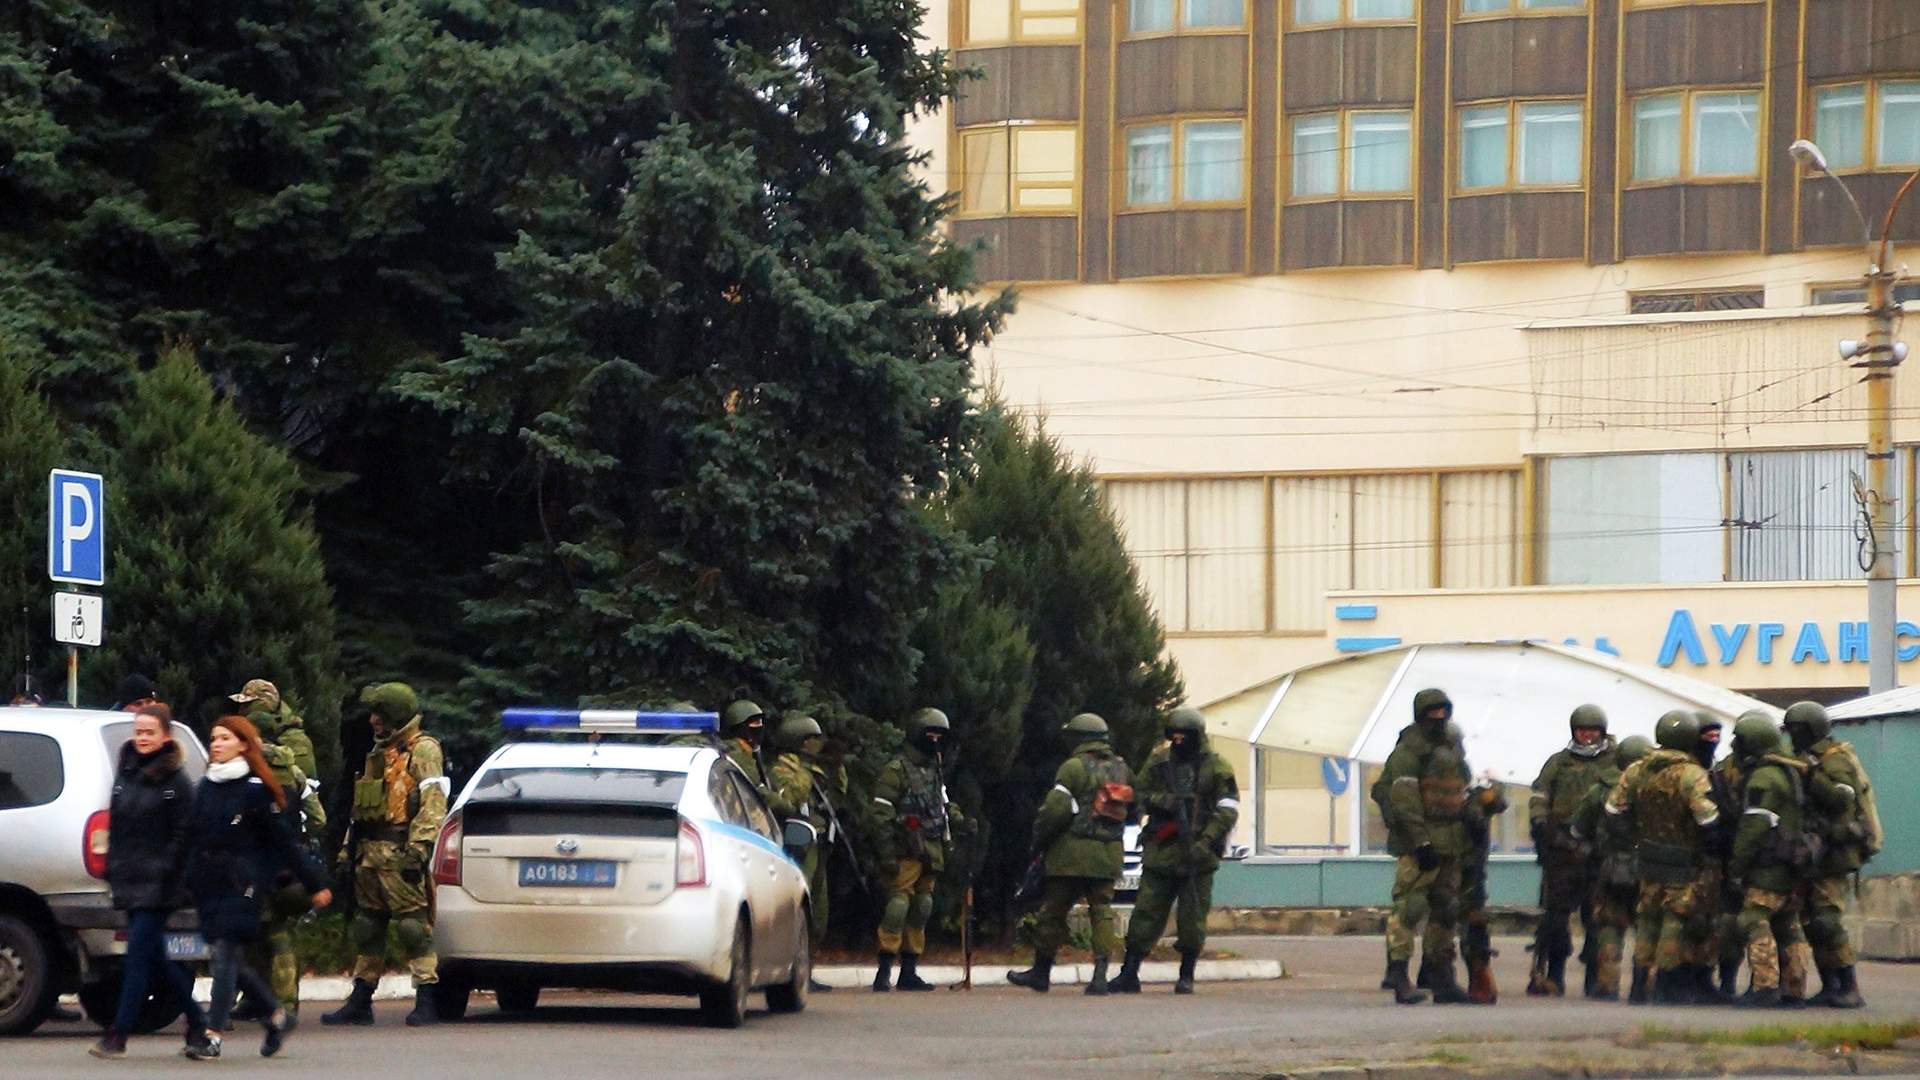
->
xmin=812 ymin=957 xmax=1283 ymax=990
xmin=189 ymin=975 xmax=423 ymax=1004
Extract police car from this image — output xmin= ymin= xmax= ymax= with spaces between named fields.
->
xmin=430 ymin=709 xmax=816 ymax=1028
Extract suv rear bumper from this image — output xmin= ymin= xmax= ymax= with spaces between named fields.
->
xmin=44 ymin=892 xmax=198 ymax=932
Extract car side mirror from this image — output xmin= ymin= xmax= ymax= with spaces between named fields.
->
xmin=782 ymin=819 xmax=817 ymax=853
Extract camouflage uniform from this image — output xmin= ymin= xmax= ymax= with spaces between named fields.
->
xmin=1568 ymin=735 xmax=1647 ymax=1000
xmin=870 ymin=709 xmax=965 ymax=991
xmin=1728 ymin=730 xmax=1814 ymax=1004
xmin=1527 ymin=708 xmax=1615 ymax=997
xmin=1605 ymin=736 xmax=1721 ymax=1002
xmin=231 ymin=680 xmax=328 ymax=1018
xmin=1790 ymin=700 xmax=1879 ymax=1008
xmin=1371 ymin=688 xmax=1471 ymax=1005
xmin=1460 ymin=775 xmax=1507 ymax=1004
xmin=343 ymin=687 xmax=446 ymax=990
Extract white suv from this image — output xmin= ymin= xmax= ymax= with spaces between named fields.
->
xmin=0 ymin=706 xmax=208 ymax=1036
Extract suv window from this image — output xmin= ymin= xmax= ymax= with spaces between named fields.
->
xmin=728 ymin=772 xmax=780 ymax=842
xmin=98 ymin=721 xmax=209 ymax=781
xmin=0 ymin=732 xmax=64 ymax=809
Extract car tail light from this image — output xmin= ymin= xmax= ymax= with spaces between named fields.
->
xmin=676 ymin=819 xmax=706 ymax=887
xmin=84 ymin=810 xmax=110 ymax=879
xmin=431 ymin=811 xmax=463 ymax=886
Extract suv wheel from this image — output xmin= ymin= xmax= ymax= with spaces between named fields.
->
xmin=765 ymin=919 xmax=808 ymax=1014
xmin=436 ymin=974 xmax=473 ymax=1022
xmin=0 ymin=913 xmax=57 ymax=1036
xmin=698 ymin=916 xmax=750 ymax=1029
xmin=495 ymin=983 xmax=539 ymax=1014
xmin=77 ymin=973 xmax=184 ymax=1034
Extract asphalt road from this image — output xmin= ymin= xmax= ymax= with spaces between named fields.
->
xmin=15 ymin=936 xmax=1920 ymax=1079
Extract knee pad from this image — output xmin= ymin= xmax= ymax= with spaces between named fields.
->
xmin=349 ymin=913 xmax=386 ymax=954
xmin=392 ymin=916 xmax=434 ymax=959
xmin=909 ymin=890 xmax=934 ymax=925
xmin=1804 ymin=911 xmax=1845 ymax=948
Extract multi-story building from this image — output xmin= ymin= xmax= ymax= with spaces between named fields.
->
xmin=917 ymin=0 xmax=1920 ymax=860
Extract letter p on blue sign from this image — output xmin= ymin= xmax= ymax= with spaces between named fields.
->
xmin=48 ymin=470 xmax=105 ymax=586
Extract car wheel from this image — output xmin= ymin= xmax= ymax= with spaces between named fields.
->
xmin=78 ymin=971 xmax=185 ymax=1034
xmin=0 ymin=913 xmax=58 ymax=1036
xmin=765 ymin=918 xmax=808 ymax=1015
xmin=496 ymin=983 xmax=539 ymax=1014
xmin=436 ymin=976 xmax=472 ymax=1022
xmin=699 ymin=915 xmax=750 ymax=1029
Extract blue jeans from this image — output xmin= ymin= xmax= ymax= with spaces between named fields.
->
xmin=207 ymin=938 xmax=276 ymax=1031
xmin=113 ymin=909 xmax=209 ymax=1036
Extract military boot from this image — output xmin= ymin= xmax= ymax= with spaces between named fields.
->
xmin=1174 ymin=951 xmax=1198 ymax=995
xmin=1627 ymin=965 xmax=1651 ymax=1005
xmin=1718 ymin=958 xmax=1742 ymax=997
xmin=1652 ymin=967 xmax=1696 ymax=1006
xmin=895 ymin=952 xmax=935 ymax=992
xmin=1379 ymin=960 xmax=1395 ymax=991
xmin=1428 ymin=959 xmax=1470 ymax=1005
xmin=871 ymin=952 xmax=895 ymax=992
xmin=1692 ymin=964 xmax=1733 ymax=1005
xmin=1386 ymin=959 xmax=1427 ymax=1005
xmin=1084 ymin=956 xmax=1111 ymax=997
xmin=1525 ymin=952 xmax=1552 ymax=997
xmin=1544 ymin=954 xmax=1568 ymax=997
xmin=320 ymin=979 xmax=376 ymax=1026
xmin=1736 ymin=985 xmax=1781 ymax=1009
xmin=1415 ymin=958 xmax=1433 ymax=990
xmin=1007 ymin=952 xmax=1053 ymax=993
xmin=1466 ymin=960 xmax=1497 ymax=1005
xmin=1827 ymin=966 xmax=1865 ymax=1009
xmin=1109 ymin=949 xmax=1144 ymax=994
xmin=404 ymin=986 xmax=440 ymax=1027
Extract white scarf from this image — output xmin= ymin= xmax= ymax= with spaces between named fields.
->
xmin=207 ymin=758 xmax=251 ymax=783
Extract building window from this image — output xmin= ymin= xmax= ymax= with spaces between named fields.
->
xmin=1626 ymin=287 xmax=1764 ymax=314
xmin=1809 ymin=80 xmax=1920 ymax=172
xmin=1292 ymin=0 xmax=1413 ymax=26
xmin=1459 ymin=0 xmax=1582 ymax=13
xmin=1288 ymin=109 xmax=1413 ymax=199
xmin=964 ymin=0 xmax=1081 ymax=43
xmin=1810 ymin=282 xmax=1920 ymax=306
xmin=1132 ymin=0 xmax=1244 ymax=32
xmin=958 ymin=124 xmax=1079 ymax=215
xmin=1125 ymin=119 xmax=1245 ymax=207
xmin=1456 ymin=100 xmax=1583 ymax=191
xmin=1631 ymin=90 xmax=1760 ymax=182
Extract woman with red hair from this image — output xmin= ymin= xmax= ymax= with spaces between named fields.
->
xmin=183 ymin=715 xmax=332 ymax=1059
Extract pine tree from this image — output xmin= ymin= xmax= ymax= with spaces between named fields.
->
xmin=0 ymin=339 xmax=71 ymax=698
xmin=88 ymin=345 xmax=345 ymax=778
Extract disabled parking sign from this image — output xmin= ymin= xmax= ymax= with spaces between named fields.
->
xmin=48 ymin=469 xmax=105 ymax=586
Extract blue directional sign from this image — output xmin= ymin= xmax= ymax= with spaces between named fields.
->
xmin=48 ymin=470 xmax=105 ymax=587
xmin=1320 ymin=757 xmax=1352 ymax=796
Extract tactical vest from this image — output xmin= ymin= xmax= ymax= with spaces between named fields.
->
xmin=1068 ymin=751 xmax=1133 ymax=844
xmin=894 ymin=755 xmax=948 ymax=841
xmin=1632 ymin=754 xmax=1704 ymax=883
xmin=1418 ymin=740 xmax=1470 ymax=822
xmin=353 ymin=726 xmax=432 ymax=830
xmin=1545 ymin=747 xmax=1612 ymax=823
xmin=1816 ymin=740 xmax=1883 ymax=860
xmin=1749 ymin=755 xmax=1824 ymax=877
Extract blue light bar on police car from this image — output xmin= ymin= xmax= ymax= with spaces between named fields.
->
xmin=501 ymin=708 xmax=719 ymax=734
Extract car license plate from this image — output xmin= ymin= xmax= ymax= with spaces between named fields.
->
xmin=1119 ymin=872 xmax=1141 ymax=892
xmin=518 ymin=858 xmax=617 ymax=887
xmin=164 ymin=932 xmax=208 ymax=961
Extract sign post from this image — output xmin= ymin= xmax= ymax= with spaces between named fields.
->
xmin=47 ymin=470 xmax=105 ymax=706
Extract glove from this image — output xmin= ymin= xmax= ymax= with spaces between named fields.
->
xmin=1414 ymin=843 xmax=1439 ymax=872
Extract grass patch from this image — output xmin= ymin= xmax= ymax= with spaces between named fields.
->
xmin=1422 ymin=1049 xmax=1472 ymax=1065
xmin=1640 ymin=1018 xmax=1920 ymax=1052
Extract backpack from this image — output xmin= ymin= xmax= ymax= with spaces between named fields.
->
xmin=1821 ymin=742 xmax=1884 ymax=860
xmin=1764 ymin=759 xmax=1826 ymax=875
xmin=1070 ymin=753 xmax=1133 ymax=843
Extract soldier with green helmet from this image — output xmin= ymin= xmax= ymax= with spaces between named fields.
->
xmin=721 ymin=700 xmax=772 ymax=787
xmin=1727 ymin=713 xmax=1816 ymax=1008
xmin=768 ymin=712 xmax=837 ymax=993
xmin=1452 ymin=721 xmax=1505 ymax=1005
xmin=1008 ymin=713 xmax=1134 ymax=995
xmin=870 ymin=707 xmax=965 ymax=992
xmin=322 ymin=683 xmax=448 ymax=1028
xmin=1526 ymin=703 xmax=1616 ymax=997
xmin=1110 ymin=706 xmax=1238 ymax=995
xmin=1369 ymin=688 xmax=1470 ymax=1005
xmin=1570 ymin=734 xmax=1652 ymax=1000
xmin=1604 ymin=710 xmax=1722 ymax=1004
xmin=1786 ymin=700 xmax=1880 ymax=1008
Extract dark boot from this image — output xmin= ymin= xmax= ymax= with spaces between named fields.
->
xmin=1467 ymin=959 xmax=1498 ymax=1005
xmin=1174 ymin=950 xmax=1197 ymax=995
xmin=1827 ymin=965 xmax=1865 ymax=1009
xmin=1387 ymin=959 xmax=1428 ymax=1005
xmin=1582 ymin=960 xmax=1599 ymax=998
xmin=1735 ymin=985 xmax=1781 ymax=1009
xmin=1415 ymin=958 xmax=1433 ymax=990
xmin=1380 ymin=959 xmax=1395 ymax=991
xmin=895 ymin=952 xmax=934 ymax=991
xmin=1718 ymin=958 xmax=1742 ymax=997
xmin=88 ymin=1030 xmax=128 ymax=1059
xmin=1429 ymin=958 xmax=1470 ymax=1005
xmin=261 ymin=1008 xmax=295 ymax=1057
xmin=1627 ymin=964 xmax=1651 ymax=1005
xmin=871 ymin=952 xmax=895 ymax=992
xmin=1653 ymin=967 xmax=1696 ymax=1006
xmin=1109 ymin=950 xmax=1144 ymax=994
xmin=1693 ymin=964 xmax=1733 ymax=1005
xmin=1084 ymin=956 xmax=1111 ymax=996
xmin=1545 ymin=954 xmax=1568 ymax=997
xmin=1007 ymin=952 xmax=1053 ymax=993
xmin=321 ymin=979 xmax=377 ymax=1026
xmin=405 ymin=986 xmax=440 ymax=1027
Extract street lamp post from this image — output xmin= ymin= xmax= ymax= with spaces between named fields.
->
xmin=1790 ymin=139 xmax=1919 ymax=693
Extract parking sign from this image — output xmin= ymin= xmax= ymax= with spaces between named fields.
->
xmin=48 ymin=469 xmax=105 ymax=586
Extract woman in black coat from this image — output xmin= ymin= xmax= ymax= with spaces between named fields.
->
xmin=184 ymin=714 xmax=331 ymax=1060
xmin=92 ymin=704 xmax=215 ymax=1059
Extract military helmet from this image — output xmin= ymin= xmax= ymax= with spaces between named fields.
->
xmin=1654 ymin=709 xmax=1699 ymax=751
xmin=1412 ymin=688 xmax=1453 ymax=722
xmin=360 ymin=682 xmax=418 ymax=726
xmin=1732 ymin=712 xmax=1783 ymax=759
xmin=907 ymin=707 xmax=951 ymax=736
xmin=1063 ymin=712 xmax=1110 ymax=738
xmin=774 ymin=713 xmax=823 ymax=751
xmin=1615 ymin=735 xmax=1653 ymax=767
xmin=665 ymin=699 xmax=699 ymax=712
xmin=1782 ymin=701 xmax=1831 ymax=743
xmin=1164 ymin=706 xmax=1206 ymax=734
xmin=1569 ymin=703 xmax=1607 ymax=734
xmin=1694 ymin=710 xmax=1725 ymax=734
xmin=722 ymin=699 xmax=765 ymax=733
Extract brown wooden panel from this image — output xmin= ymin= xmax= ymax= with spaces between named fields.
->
xmin=1284 ymin=28 xmax=1348 ymax=111
xmin=1009 ymin=46 xmax=1083 ymax=120
xmin=1083 ymin=0 xmax=1114 ymax=283
xmin=1806 ymin=0 xmax=1872 ymax=79
xmin=1682 ymin=183 xmax=1762 ymax=252
xmin=1281 ymin=202 xmax=1345 ymax=270
xmin=1765 ymin=0 xmax=1801 ymax=254
xmin=1113 ymin=211 xmax=1181 ymax=277
xmin=1448 ymin=194 xmax=1511 ymax=265
xmin=1174 ymin=209 xmax=1247 ymax=275
xmin=1619 ymin=186 xmax=1686 ymax=257
xmin=1621 ymin=7 xmax=1688 ymax=91
xmin=1872 ymin=0 xmax=1920 ymax=72
xmin=1117 ymin=35 xmax=1248 ymax=118
xmin=1511 ymin=16 xmax=1590 ymax=97
xmin=1801 ymin=173 xmax=1920 ymax=250
xmin=1251 ymin=0 xmax=1280 ymax=275
xmin=1417 ymin=0 xmax=1448 ymax=269
xmin=1343 ymin=27 xmax=1418 ymax=105
xmin=1623 ymin=3 xmax=1763 ymax=91
xmin=1589 ymin=0 xmax=1620 ymax=265
xmin=1452 ymin=19 xmax=1515 ymax=103
xmin=952 ymin=48 xmax=1013 ymax=128
xmin=1116 ymin=37 xmax=1180 ymax=118
xmin=950 ymin=219 xmax=1010 ymax=282
xmin=1341 ymin=200 xmax=1415 ymax=266
xmin=1004 ymin=217 xmax=1081 ymax=281
xmin=1508 ymin=191 xmax=1585 ymax=260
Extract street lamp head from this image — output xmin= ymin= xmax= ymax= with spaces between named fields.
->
xmin=1789 ymin=139 xmax=1830 ymax=172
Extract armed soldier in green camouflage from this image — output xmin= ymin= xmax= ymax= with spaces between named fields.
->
xmin=1605 ymin=710 xmax=1722 ymax=1004
xmin=322 ymin=683 xmax=447 ymax=1028
xmin=1370 ymin=688 xmax=1470 ymax=1006
xmin=1570 ymin=734 xmax=1651 ymax=1000
xmin=1786 ymin=701 xmax=1880 ymax=1008
xmin=1008 ymin=713 xmax=1134 ymax=995
xmin=1527 ymin=703 xmax=1615 ymax=997
xmin=1727 ymin=714 xmax=1815 ymax=1008
xmin=870 ymin=708 xmax=965 ymax=992
xmin=1111 ymin=706 xmax=1236 ymax=995
xmin=1453 ymin=721 xmax=1504 ymax=1005
xmin=768 ymin=713 xmax=835 ymax=993
xmin=721 ymin=700 xmax=784 ymax=806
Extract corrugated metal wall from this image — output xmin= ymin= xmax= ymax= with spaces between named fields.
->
xmin=1730 ymin=447 xmax=1905 ymax=582
xmin=1187 ymin=479 xmax=1267 ymax=631
xmin=1543 ymin=453 xmax=1723 ymax=584
xmin=1273 ymin=476 xmax=1352 ymax=632
xmin=1105 ymin=480 xmax=1188 ymax=631
xmin=1441 ymin=471 xmax=1519 ymax=589
xmin=1353 ymin=474 xmax=1432 ymax=590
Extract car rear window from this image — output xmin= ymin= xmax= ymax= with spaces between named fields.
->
xmin=468 ymin=767 xmax=686 ymax=806
xmin=464 ymin=767 xmax=687 ymax=839
xmin=0 ymin=732 xmax=63 ymax=809
xmin=98 ymin=721 xmax=208 ymax=781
